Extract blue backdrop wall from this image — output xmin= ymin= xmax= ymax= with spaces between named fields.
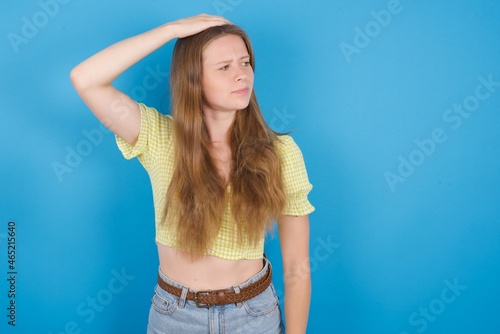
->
xmin=1 ymin=0 xmax=499 ymax=333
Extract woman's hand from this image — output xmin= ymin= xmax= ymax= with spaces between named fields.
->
xmin=167 ymin=14 xmax=231 ymax=39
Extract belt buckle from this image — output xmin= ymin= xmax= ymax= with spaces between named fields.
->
xmin=194 ymin=290 xmax=212 ymax=308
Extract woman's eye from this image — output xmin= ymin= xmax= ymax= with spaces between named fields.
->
xmin=242 ymin=61 xmax=250 ymax=67
xmin=220 ymin=65 xmax=229 ymax=71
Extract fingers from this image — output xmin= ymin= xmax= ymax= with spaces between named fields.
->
xmin=171 ymin=14 xmax=233 ymax=38
xmin=196 ymin=13 xmax=231 ymax=23
xmin=194 ymin=13 xmax=232 ymax=28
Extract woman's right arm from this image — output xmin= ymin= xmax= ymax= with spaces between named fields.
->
xmin=70 ymin=14 xmax=229 ymax=146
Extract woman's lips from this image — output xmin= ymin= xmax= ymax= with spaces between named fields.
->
xmin=232 ymin=88 xmax=250 ymax=94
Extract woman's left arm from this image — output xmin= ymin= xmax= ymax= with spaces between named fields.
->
xmin=278 ymin=214 xmax=311 ymax=334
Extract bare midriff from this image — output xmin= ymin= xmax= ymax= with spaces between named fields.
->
xmin=157 ymin=243 xmax=264 ymax=291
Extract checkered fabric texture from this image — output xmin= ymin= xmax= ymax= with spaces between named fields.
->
xmin=116 ymin=103 xmax=314 ymax=260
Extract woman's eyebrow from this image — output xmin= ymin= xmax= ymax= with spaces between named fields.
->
xmin=213 ymin=55 xmax=250 ymax=65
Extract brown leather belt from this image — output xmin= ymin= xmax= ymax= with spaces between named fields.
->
xmin=157 ymin=263 xmax=272 ymax=308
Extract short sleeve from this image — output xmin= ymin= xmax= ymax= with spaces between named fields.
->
xmin=276 ymin=135 xmax=315 ymax=216
xmin=115 ymin=103 xmax=172 ymax=168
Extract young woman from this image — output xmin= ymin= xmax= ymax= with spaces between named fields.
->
xmin=70 ymin=14 xmax=314 ymax=333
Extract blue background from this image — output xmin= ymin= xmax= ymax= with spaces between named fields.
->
xmin=1 ymin=0 xmax=500 ymax=333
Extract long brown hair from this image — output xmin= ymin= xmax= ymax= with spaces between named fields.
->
xmin=164 ymin=25 xmax=285 ymax=257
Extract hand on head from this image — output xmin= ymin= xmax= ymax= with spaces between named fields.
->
xmin=169 ymin=14 xmax=232 ymax=39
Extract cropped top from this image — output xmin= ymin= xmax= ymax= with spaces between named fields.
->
xmin=116 ymin=103 xmax=314 ymax=260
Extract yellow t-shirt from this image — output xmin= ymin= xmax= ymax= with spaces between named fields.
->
xmin=116 ymin=103 xmax=314 ymax=260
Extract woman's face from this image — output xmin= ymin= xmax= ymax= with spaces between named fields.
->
xmin=201 ymin=34 xmax=254 ymax=115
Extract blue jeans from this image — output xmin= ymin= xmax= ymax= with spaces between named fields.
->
xmin=147 ymin=257 xmax=285 ymax=333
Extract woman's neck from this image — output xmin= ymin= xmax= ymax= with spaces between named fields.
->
xmin=203 ymin=108 xmax=236 ymax=144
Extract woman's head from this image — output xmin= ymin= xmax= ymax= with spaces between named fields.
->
xmin=170 ymin=24 xmax=256 ymax=118
xmin=201 ymin=33 xmax=254 ymax=117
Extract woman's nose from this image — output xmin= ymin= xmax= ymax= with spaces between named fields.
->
xmin=234 ymin=67 xmax=247 ymax=81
